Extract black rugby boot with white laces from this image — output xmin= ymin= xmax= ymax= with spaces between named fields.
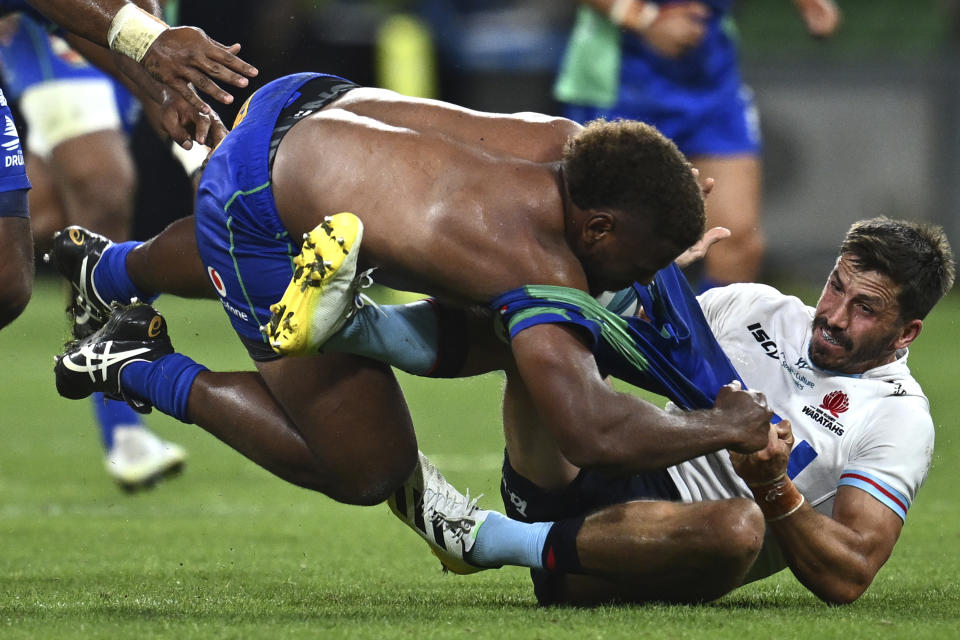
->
xmin=54 ymin=303 xmax=173 ymax=413
xmin=44 ymin=226 xmax=115 ymax=338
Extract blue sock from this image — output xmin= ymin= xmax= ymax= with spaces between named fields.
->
xmin=119 ymin=353 xmax=208 ymax=423
xmin=324 ymin=300 xmax=439 ymax=375
xmin=91 ymin=392 xmax=144 ymax=450
xmin=469 ymin=511 xmax=552 ymax=570
xmin=94 ymin=241 xmax=159 ymax=306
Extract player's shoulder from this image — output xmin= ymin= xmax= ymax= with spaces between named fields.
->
xmin=699 ymin=282 xmax=799 ymax=315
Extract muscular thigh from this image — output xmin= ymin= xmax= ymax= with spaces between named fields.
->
xmin=256 ymin=351 xmax=418 ymax=500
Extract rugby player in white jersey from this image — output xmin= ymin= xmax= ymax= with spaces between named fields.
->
xmin=392 ymin=217 xmax=953 ymax=606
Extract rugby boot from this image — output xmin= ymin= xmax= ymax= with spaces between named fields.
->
xmin=54 ymin=303 xmax=174 ymax=413
xmin=105 ymin=426 xmax=187 ymax=492
xmin=388 ymin=451 xmax=491 ymax=575
xmin=265 ymin=212 xmax=365 ymax=355
xmin=44 ymin=226 xmax=114 ymax=338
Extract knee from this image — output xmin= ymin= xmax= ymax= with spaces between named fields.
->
xmin=710 ymin=499 xmax=765 ymax=563
xmin=60 ymin=156 xmax=136 ymax=231
xmin=307 ymin=439 xmax=418 ymax=506
xmin=0 ymin=267 xmax=33 ymax=329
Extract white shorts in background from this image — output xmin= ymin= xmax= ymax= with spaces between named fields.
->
xmin=19 ymin=77 xmax=123 ymax=157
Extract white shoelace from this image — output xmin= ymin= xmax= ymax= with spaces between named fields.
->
xmin=352 ymin=268 xmax=386 ymax=317
xmin=419 ymin=464 xmax=483 ymax=543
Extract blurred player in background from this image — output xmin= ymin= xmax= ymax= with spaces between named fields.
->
xmin=555 ymin=0 xmax=841 ymax=289
xmin=0 ymin=11 xmax=188 ymax=490
xmin=0 ymin=0 xmax=255 ymax=487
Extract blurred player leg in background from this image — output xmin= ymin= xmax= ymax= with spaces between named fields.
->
xmin=0 ymin=13 xmax=186 ymax=491
xmin=557 ymin=2 xmax=763 ymax=290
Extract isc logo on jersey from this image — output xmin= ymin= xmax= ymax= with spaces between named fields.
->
xmin=801 ymin=390 xmax=849 ymax=436
xmin=2 ymin=115 xmax=24 ymax=168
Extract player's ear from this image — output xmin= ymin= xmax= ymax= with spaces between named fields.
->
xmin=582 ymin=211 xmax=615 ymax=245
xmin=892 ymin=319 xmax=922 ymax=350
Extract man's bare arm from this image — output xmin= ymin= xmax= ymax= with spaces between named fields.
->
xmin=731 ymin=421 xmax=902 ymax=603
xmin=510 ymin=322 xmax=773 ymax=474
xmin=26 ymin=0 xmax=257 ymax=113
xmin=26 ymin=0 xmax=159 ymax=46
xmin=766 ymin=487 xmax=902 ymax=604
xmin=64 ymin=32 xmax=227 ymax=148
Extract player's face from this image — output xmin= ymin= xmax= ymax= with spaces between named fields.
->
xmin=581 ymin=214 xmax=682 ymax=293
xmin=808 ymin=254 xmax=910 ymax=374
xmin=590 ymin=235 xmax=678 ymax=293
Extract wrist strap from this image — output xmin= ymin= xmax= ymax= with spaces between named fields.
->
xmin=108 ymin=4 xmax=168 ymax=63
xmin=609 ymin=0 xmax=660 ymax=32
xmin=748 ymin=475 xmax=806 ymax=522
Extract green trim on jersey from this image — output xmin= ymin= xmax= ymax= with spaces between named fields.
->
xmin=518 ymin=285 xmax=650 ymax=372
xmin=223 ymin=181 xmax=272 ymax=335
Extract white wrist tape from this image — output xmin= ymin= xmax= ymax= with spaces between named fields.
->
xmin=108 ymin=4 xmax=168 ymax=63
xmin=633 ymin=2 xmax=660 ymax=31
xmin=608 ymin=0 xmax=635 ymax=26
xmin=609 ymin=0 xmax=660 ymax=32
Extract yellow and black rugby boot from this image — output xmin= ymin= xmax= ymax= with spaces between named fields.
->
xmin=265 ymin=212 xmax=364 ymax=355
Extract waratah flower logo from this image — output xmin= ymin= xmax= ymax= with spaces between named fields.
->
xmin=820 ymin=390 xmax=849 ymax=418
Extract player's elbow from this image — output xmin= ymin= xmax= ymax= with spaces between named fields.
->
xmin=814 ymin=573 xmax=873 ymax=605
xmin=819 ymin=585 xmax=866 ymax=606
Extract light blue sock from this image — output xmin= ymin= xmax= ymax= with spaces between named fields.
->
xmin=469 ymin=511 xmax=552 ymax=570
xmin=324 ymin=300 xmax=439 ymax=375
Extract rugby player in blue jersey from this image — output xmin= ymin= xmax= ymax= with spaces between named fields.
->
xmin=0 ymin=0 xmax=256 ymax=329
xmin=0 ymin=0 xmax=254 ymax=484
xmin=0 ymin=10 xmax=201 ymax=489
xmin=48 ymin=72 xmax=775 ymax=513
xmin=555 ymin=0 xmax=841 ymax=289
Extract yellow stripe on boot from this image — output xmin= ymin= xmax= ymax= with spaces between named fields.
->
xmin=265 ymin=212 xmax=364 ymax=355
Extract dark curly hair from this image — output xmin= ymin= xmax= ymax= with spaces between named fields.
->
xmin=562 ymin=119 xmax=705 ymax=253
xmin=840 ymin=217 xmax=955 ymax=320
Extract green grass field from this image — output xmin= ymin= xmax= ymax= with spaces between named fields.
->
xmin=1 ymin=277 xmax=958 ymax=639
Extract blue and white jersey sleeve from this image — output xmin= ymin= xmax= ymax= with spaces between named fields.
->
xmin=840 ymin=393 xmax=933 ymax=522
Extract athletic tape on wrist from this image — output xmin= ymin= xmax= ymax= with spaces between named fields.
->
xmin=108 ymin=4 xmax=168 ymax=63
xmin=632 ymin=2 xmax=660 ymax=31
xmin=609 ymin=0 xmax=660 ymax=31
xmin=749 ymin=475 xmax=806 ymax=522
xmin=608 ymin=0 xmax=635 ymax=26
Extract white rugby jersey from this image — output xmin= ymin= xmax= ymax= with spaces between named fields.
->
xmin=665 ymin=283 xmax=934 ymax=578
